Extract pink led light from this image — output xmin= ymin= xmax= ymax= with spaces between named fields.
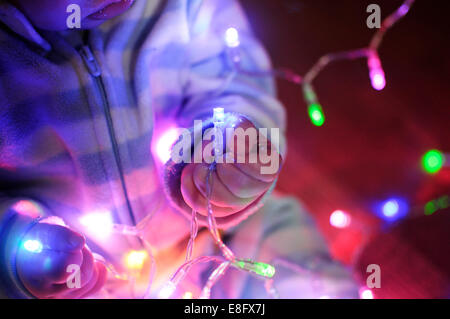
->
xmin=154 ymin=127 xmax=180 ymax=163
xmin=398 ymin=4 xmax=410 ymax=16
xmin=370 ymin=69 xmax=386 ymax=91
xmin=368 ymin=54 xmax=386 ymax=91
xmin=360 ymin=288 xmax=374 ymax=299
xmin=329 ymin=210 xmax=351 ymax=228
xmin=12 ymin=200 xmax=43 ymax=218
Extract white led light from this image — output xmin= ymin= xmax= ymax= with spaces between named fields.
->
xmin=213 ymin=107 xmax=225 ymax=123
xmin=225 ymin=27 xmax=240 ymax=48
xmin=158 ymin=281 xmax=176 ymax=299
xmin=329 ymin=210 xmax=351 ymax=228
xmin=80 ymin=211 xmax=113 ymax=239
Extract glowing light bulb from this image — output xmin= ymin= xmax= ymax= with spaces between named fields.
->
xmin=303 ymin=84 xmax=325 ymax=127
xmin=378 ymin=197 xmax=408 ymax=222
xmin=424 ymin=195 xmax=449 ymax=216
xmin=225 ymin=27 xmax=240 ymax=48
xmin=155 ymin=127 xmax=180 ymax=163
xmin=182 ymin=291 xmax=193 ymax=299
xmin=424 ymin=201 xmax=437 ymax=216
xmin=398 ymin=4 xmax=410 ymax=16
xmin=213 ymin=107 xmax=225 ymax=123
xmin=368 ymin=54 xmax=386 ymax=91
xmin=422 ymin=149 xmax=445 ymax=174
xmin=23 ymin=239 xmax=43 ymax=253
xmin=437 ymin=195 xmax=449 ymax=210
xmin=360 ymin=288 xmax=374 ymax=299
xmin=12 ymin=200 xmax=43 ymax=218
xmin=370 ymin=69 xmax=386 ymax=90
xmin=79 ymin=211 xmax=113 ymax=239
xmin=254 ymin=262 xmax=276 ymax=278
xmin=125 ymin=250 xmax=148 ymax=270
xmin=382 ymin=199 xmax=400 ymax=217
xmin=308 ymin=103 xmax=325 ymax=127
xmin=158 ymin=281 xmax=176 ymax=299
xmin=234 ymin=260 xmax=275 ymax=278
xmin=329 ymin=210 xmax=351 ymax=228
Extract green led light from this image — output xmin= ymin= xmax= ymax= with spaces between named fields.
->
xmin=308 ymin=103 xmax=325 ymax=127
xmin=437 ymin=195 xmax=449 ymax=210
xmin=424 ymin=196 xmax=449 ymax=216
xmin=253 ymin=262 xmax=276 ymax=278
xmin=424 ymin=195 xmax=450 ymax=215
xmin=233 ymin=260 xmax=275 ymax=278
xmin=235 ymin=260 xmax=246 ymax=269
xmin=424 ymin=201 xmax=437 ymax=215
xmin=422 ymin=150 xmax=445 ymax=174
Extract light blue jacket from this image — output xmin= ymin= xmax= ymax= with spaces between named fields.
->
xmin=0 ymin=0 xmax=357 ymax=298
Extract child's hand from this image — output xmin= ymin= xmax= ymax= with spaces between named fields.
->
xmin=16 ymin=222 xmax=107 ymax=299
xmin=180 ymin=118 xmax=282 ymax=217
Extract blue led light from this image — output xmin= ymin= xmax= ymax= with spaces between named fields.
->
xmin=382 ymin=199 xmax=400 ymax=217
xmin=23 ymin=239 xmax=43 ymax=253
xmin=377 ymin=197 xmax=409 ymax=222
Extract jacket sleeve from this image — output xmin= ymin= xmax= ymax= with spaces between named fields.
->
xmin=217 ymin=196 xmax=360 ymax=299
xmin=163 ymin=0 xmax=287 ymax=228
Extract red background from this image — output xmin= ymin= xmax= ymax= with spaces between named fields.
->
xmin=240 ymin=0 xmax=450 ymax=297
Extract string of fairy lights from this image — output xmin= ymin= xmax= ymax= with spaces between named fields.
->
xmin=158 ymin=107 xmax=277 ymax=299
xmin=226 ymin=0 xmax=417 ymax=127
xmin=20 ymin=0 xmax=448 ymax=299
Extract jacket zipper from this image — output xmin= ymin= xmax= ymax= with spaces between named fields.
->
xmin=79 ymin=45 xmax=137 ymax=226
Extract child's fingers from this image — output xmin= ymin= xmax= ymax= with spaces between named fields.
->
xmin=17 ymin=246 xmax=83 ymax=283
xmin=232 ymin=135 xmax=282 ymax=183
xmin=35 ymin=282 xmax=69 ymax=299
xmin=46 ymin=249 xmax=102 ymax=299
xmin=18 ymin=223 xmax=85 ymax=283
xmin=61 ymin=259 xmax=102 ymax=299
xmin=193 ymin=163 xmax=255 ymax=209
xmin=79 ymin=246 xmax=95 ymax=286
xmin=26 ymin=223 xmax=85 ymax=252
xmin=17 ymin=249 xmax=82 ymax=297
xmin=79 ymin=262 xmax=108 ymax=299
xmin=45 ymin=250 xmax=84 ymax=283
xmin=234 ymin=153 xmax=282 ymax=183
xmin=21 ymin=247 xmax=100 ymax=299
xmin=216 ymin=163 xmax=273 ymax=198
xmin=181 ymin=164 xmax=237 ymax=217
xmin=16 ymin=223 xmax=96 ymax=298
xmin=54 ymin=246 xmax=94 ymax=286
xmin=181 ymin=115 xmax=280 ymax=216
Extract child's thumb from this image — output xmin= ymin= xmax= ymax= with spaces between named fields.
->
xmin=26 ymin=223 xmax=85 ymax=252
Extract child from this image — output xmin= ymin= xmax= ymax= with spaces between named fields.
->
xmin=0 ymin=0 xmax=358 ymax=298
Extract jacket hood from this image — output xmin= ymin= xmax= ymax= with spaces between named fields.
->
xmin=0 ymin=1 xmax=51 ymax=51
